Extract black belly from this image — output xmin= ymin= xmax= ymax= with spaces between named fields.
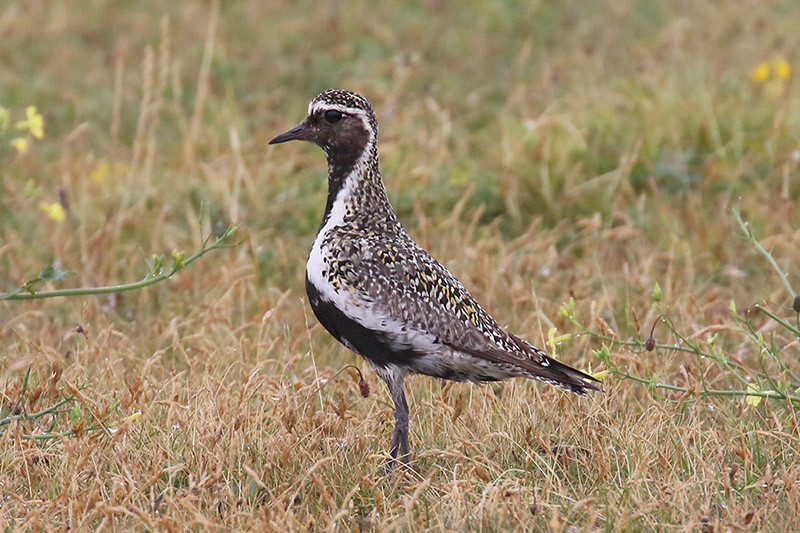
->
xmin=305 ymin=275 xmax=422 ymax=368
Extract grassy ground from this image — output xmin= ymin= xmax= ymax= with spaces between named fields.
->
xmin=2 ymin=0 xmax=800 ymax=530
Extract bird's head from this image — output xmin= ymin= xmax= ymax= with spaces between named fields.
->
xmin=269 ymin=90 xmax=378 ymax=162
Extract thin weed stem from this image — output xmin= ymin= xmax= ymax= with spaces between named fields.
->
xmin=565 ymin=209 xmax=800 ymax=409
xmin=0 ymin=226 xmax=237 ymax=301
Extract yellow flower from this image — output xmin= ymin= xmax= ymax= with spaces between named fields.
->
xmin=751 ymin=61 xmax=770 ymax=84
xmin=15 ymin=106 xmax=44 ymax=139
xmin=745 ymin=383 xmax=776 ymax=406
xmin=584 ymin=362 xmax=610 ymax=382
xmin=123 ymin=411 xmax=142 ymax=423
xmin=773 ymin=58 xmax=790 ymax=80
xmin=90 ymin=160 xmax=110 ymax=183
xmin=11 ymin=137 xmax=28 ymax=153
xmin=39 ymin=201 xmax=65 ymax=222
xmin=546 ymin=328 xmax=571 ymax=356
xmin=27 ymin=107 xmax=44 ymax=139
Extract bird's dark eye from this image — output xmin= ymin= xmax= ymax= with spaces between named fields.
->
xmin=324 ymin=110 xmax=343 ymax=123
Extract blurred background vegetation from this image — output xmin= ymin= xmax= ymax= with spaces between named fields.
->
xmin=2 ymin=0 xmax=797 ymax=326
xmin=1 ymin=1 xmax=799 ymax=530
xmin=3 ymin=1 xmax=798 ymax=249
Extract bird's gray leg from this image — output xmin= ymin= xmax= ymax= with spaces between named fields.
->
xmin=388 ymin=379 xmax=410 ymax=463
xmin=376 ymin=366 xmax=410 ymax=471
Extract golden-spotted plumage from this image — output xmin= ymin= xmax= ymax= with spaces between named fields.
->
xmin=269 ymin=89 xmax=602 ymax=468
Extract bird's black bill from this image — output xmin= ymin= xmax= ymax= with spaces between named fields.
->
xmin=268 ymin=123 xmax=307 ymax=145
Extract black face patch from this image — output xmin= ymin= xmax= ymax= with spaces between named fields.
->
xmin=310 ymin=89 xmax=379 ymax=139
xmin=307 ymin=109 xmax=371 ymax=180
xmin=324 ymin=109 xmax=343 ymax=123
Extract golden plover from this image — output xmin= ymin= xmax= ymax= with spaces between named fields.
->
xmin=269 ymin=89 xmax=602 ymax=467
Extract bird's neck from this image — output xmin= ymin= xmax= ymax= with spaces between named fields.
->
xmin=320 ymin=143 xmax=396 ymax=231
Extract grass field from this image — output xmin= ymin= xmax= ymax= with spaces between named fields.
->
xmin=2 ymin=1 xmax=800 ymax=530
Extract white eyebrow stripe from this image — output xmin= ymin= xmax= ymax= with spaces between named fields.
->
xmin=308 ymin=102 xmax=366 ymax=117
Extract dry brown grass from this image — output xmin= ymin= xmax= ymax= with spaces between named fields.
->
xmin=2 ymin=1 xmax=800 ymax=530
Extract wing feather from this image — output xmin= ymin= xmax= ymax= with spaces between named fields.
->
xmin=350 ymin=234 xmax=603 ymax=395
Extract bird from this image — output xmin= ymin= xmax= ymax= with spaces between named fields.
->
xmin=269 ymin=89 xmax=602 ymax=468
